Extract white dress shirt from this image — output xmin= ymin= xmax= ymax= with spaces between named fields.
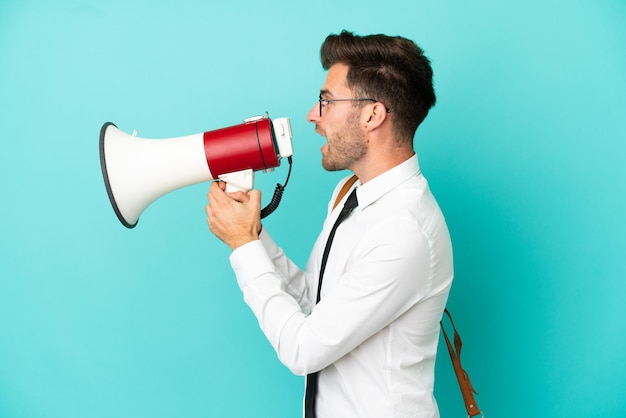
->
xmin=230 ymin=154 xmax=453 ymax=417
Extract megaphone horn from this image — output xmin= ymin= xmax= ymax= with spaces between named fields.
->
xmin=99 ymin=115 xmax=293 ymax=228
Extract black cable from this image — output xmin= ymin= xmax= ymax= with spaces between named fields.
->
xmin=260 ymin=156 xmax=292 ymax=219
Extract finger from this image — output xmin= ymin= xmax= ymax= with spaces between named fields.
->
xmin=208 ymin=181 xmax=228 ymax=206
xmin=248 ymin=189 xmax=262 ymax=209
xmin=227 ymin=190 xmax=250 ymax=203
xmin=249 ymin=189 xmax=262 ymax=201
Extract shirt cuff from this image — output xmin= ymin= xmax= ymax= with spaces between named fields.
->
xmin=229 ymin=239 xmax=275 ymax=289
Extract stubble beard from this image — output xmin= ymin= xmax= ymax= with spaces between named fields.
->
xmin=321 ymin=113 xmax=367 ymax=172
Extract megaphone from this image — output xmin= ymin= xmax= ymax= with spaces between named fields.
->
xmin=99 ymin=114 xmax=293 ymax=228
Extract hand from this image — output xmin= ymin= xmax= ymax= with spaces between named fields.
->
xmin=206 ymin=181 xmax=262 ymax=250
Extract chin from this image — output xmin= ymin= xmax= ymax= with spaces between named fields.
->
xmin=321 ymin=159 xmax=342 ymax=172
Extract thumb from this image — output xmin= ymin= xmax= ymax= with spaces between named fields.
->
xmin=248 ymin=189 xmax=262 ymax=209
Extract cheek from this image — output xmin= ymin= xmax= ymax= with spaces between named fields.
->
xmin=324 ymin=115 xmax=347 ymax=138
xmin=323 ymin=107 xmax=361 ymax=140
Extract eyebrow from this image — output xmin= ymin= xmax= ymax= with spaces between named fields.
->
xmin=319 ymin=89 xmax=333 ymax=98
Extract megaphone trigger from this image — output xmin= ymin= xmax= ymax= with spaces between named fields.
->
xmin=218 ymin=169 xmax=254 ymax=193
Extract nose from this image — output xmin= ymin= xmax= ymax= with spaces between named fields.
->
xmin=307 ymin=102 xmax=320 ymax=123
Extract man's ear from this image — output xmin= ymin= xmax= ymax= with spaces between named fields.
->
xmin=363 ymin=102 xmax=389 ymax=132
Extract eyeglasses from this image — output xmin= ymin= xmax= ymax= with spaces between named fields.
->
xmin=318 ymin=95 xmax=391 ymax=117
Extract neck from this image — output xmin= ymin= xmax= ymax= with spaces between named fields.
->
xmin=352 ymin=146 xmax=414 ymax=184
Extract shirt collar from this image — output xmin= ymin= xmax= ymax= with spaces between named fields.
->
xmin=354 ymin=153 xmax=421 ymax=210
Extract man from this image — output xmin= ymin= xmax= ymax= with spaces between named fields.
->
xmin=206 ymin=31 xmax=453 ymax=418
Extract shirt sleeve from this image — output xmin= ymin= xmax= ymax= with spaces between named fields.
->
xmin=258 ymin=229 xmax=314 ymax=314
xmin=229 ymin=230 xmax=314 ymax=355
xmin=230 ymin=216 xmax=434 ymax=376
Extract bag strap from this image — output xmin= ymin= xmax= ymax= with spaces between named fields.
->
xmin=331 ymin=178 xmax=483 ymax=417
xmin=441 ymin=309 xmax=483 ymax=417
xmin=332 ymin=175 xmax=359 ymax=210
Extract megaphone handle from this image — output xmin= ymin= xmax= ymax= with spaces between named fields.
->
xmin=218 ymin=169 xmax=254 ymax=193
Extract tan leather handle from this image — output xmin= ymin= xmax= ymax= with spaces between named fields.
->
xmin=441 ymin=309 xmax=483 ymax=417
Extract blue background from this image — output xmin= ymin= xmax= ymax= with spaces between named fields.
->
xmin=1 ymin=0 xmax=625 ymax=417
